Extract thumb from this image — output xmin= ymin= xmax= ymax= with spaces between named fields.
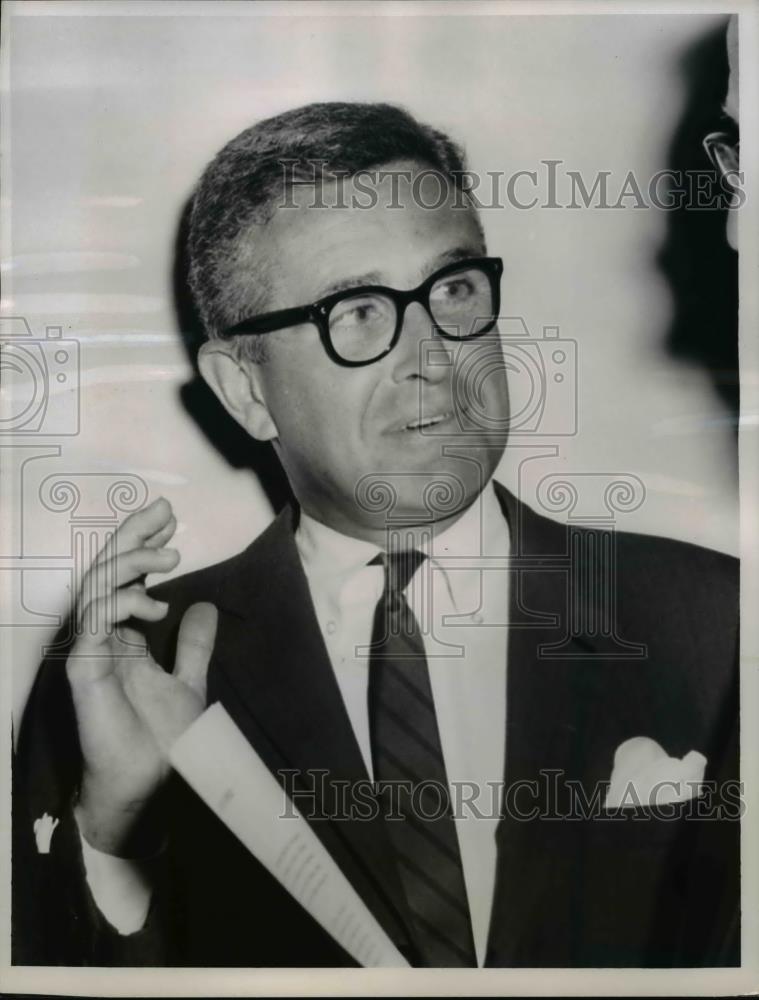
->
xmin=173 ymin=602 xmax=218 ymax=704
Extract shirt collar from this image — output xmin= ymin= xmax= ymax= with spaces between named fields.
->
xmin=295 ymin=509 xmax=381 ymax=588
xmin=422 ymin=477 xmax=508 ymax=564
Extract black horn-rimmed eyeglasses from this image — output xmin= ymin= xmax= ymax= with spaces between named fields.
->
xmin=220 ymin=256 xmax=504 ymax=367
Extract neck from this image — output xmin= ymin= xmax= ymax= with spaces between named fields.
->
xmin=298 ymin=496 xmax=481 ymax=549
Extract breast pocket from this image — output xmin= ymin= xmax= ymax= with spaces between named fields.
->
xmin=569 ymin=803 xmax=722 ymax=964
xmin=490 ymin=804 xmax=715 ymax=967
xmin=587 ymin=797 xmax=698 ymax=845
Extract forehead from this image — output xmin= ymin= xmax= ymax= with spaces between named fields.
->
xmin=257 ymin=159 xmax=485 ymax=306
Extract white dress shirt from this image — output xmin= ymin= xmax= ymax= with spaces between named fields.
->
xmin=80 ymin=481 xmax=510 ymax=966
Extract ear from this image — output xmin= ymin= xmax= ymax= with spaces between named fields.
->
xmin=198 ymin=342 xmax=278 ymax=442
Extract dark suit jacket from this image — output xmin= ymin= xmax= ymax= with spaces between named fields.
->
xmin=12 ymin=484 xmax=740 ymax=967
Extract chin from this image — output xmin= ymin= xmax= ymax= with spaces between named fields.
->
xmin=351 ymin=464 xmax=484 ymax=532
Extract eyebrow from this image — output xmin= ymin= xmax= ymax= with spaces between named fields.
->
xmin=315 ymin=245 xmax=486 ymax=299
xmin=320 ymin=271 xmax=384 ymax=297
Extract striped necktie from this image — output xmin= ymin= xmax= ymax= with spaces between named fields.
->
xmin=368 ymin=549 xmax=477 ymax=967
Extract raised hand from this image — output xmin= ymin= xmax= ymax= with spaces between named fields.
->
xmin=66 ymin=497 xmax=218 ymax=856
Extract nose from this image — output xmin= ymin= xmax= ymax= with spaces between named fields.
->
xmin=389 ymin=301 xmax=455 ymax=384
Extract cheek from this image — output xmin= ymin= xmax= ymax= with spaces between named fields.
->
xmin=455 ymin=337 xmax=509 ymax=405
xmin=264 ymin=354 xmax=374 ymax=455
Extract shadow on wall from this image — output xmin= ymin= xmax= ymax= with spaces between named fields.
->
xmin=172 ymin=198 xmax=294 ymax=515
xmin=657 ymin=17 xmax=739 ymax=427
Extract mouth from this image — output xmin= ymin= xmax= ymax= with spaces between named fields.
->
xmin=388 ymin=409 xmax=461 ymax=433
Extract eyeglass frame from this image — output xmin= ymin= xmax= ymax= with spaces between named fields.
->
xmin=702 ymin=128 xmax=740 ymax=192
xmin=219 ymin=255 xmax=504 ymax=367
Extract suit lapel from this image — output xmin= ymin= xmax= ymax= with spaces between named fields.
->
xmin=493 ymin=481 xmax=700 ymax=787
xmin=204 ymin=506 xmax=415 ymax=959
xmin=494 ymin=482 xmax=601 ymax=787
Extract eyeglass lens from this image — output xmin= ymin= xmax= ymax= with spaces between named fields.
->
xmin=327 ymin=264 xmax=496 ymax=363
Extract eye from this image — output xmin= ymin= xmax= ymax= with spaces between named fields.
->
xmin=432 ymin=275 xmax=476 ymax=303
xmin=330 ymin=294 xmax=391 ymax=330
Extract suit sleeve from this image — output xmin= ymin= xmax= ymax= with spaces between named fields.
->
xmin=12 ymin=629 xmax=172 ymax=966
xmin=77 ymin=818 xmax=155 ymax=935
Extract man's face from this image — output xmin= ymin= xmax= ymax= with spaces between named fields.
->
xmin=204 ymin=160 xmax=509 ymax=541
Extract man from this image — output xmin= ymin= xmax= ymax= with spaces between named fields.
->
xmin=13 ymin=102 xmax=739 ymax=968
xmin=703 ymin=12 xmax=739 ymax=253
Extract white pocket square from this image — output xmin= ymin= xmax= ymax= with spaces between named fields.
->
xmin=605 ymin=736 xmax=707 ymax=809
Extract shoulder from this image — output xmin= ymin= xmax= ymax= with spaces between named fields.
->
xmin=613 ymin=524 xmax=737 ymax=587
xmin=499 ymin=476 xmax=738 ymax=641
xmin=611 ymin=526 xmax=738 ymax=680
xmin=509 ymin=484 xmax=738 ymax=604
xmin=143 ymin=504 xmax=297 ymax=666
xmin=512 ymin=491 xmax=739 ymax=705
xmin=511 ymin=491 xmax=739 ymax=742
xmin=596 ymin=523 xmax=738 ymax=637
xmin=151 ymin=507 xmax=292 ymax=600
xmin=587 ymin=522 xmax=737 ymax=631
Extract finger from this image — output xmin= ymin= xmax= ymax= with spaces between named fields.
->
xmin=144 ymin=514 xmax=178 ymax=551
xmin=68 ymin=592 xmax=169 ymax=686
xmin=74 ymin=590 xmax=169 ymax=654
xmin=111 ymin=625 xmax=164 ymax=686
xmin=97 ymin=497 xmax=175 ymax=564
xmin=79 ymin=546 xmax=180 ymax=608
xmin=173 ymin=603 xmax=218 ymax=704
xmin=113 ymin=623 xmax=151 ymax=659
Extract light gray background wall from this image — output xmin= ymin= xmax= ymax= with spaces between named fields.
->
xmin=5 ymin=10 xmax=738 ymax=721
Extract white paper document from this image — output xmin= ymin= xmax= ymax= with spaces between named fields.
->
xmin=169 ymin=703 xmax=409 ymax=968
